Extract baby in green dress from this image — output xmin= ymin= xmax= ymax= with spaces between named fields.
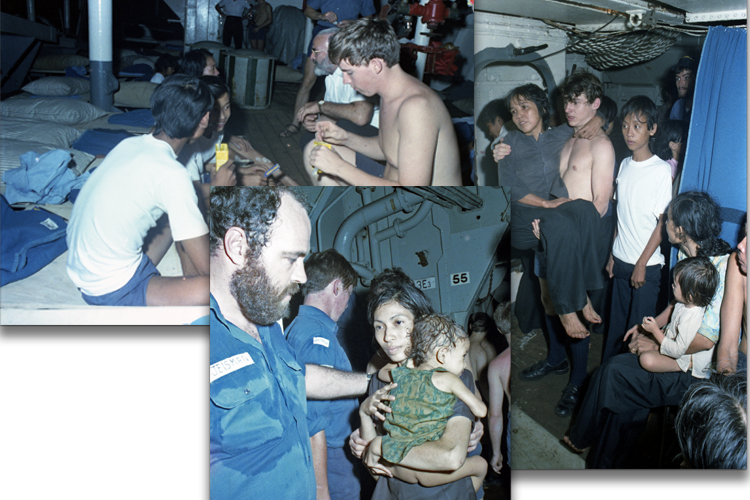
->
xmin=360 ymin=314 xmax=488 ymax=492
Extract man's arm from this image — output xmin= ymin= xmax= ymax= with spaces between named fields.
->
xmin=305 ymin=364 xmax=369 ymax=399
xmin=589 ymin=136 xmax=615 ymax=216
xmin=304 ymin=6 xmax=337 ymax=24
xmin=310 ymin=430 xmax=331 ymax=500
xmin=394 ymin=96 xmax=439 ymax=186
xmin=297 ymin=100 xmax=375 ymax=128
xmin=317 ymin=121 xmax=386 ymax=160
xmin=394 ymin=415 xmax=473 ymax=471
xmin=630 ymin=215 xmax=665 ymax=289
xmin=310 ymin=145 xmax=400 ymax=186
xmin=215 ymin=4 xmax=226 ymax=17
xmin=321 ymin=100 xmax=374 ymax=127
xmin=716 ymin=252 xmax=746 ymax=374
xmin=177 ymin=234 xmax=210 ymax=276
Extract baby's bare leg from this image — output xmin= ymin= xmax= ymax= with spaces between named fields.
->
xmin=638 ymin=351 xmax=681 ymax=373
xmin=393 ymin=456 xmax=487 ymax=492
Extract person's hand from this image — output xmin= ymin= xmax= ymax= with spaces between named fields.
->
xmin=492 ymin=139 xmax=511 ymax=162
xmin=532 ymin=219 xmax=541 ymax=240
xmin=543 ymin=197 xmax=571 ymax=209
xmin=628 ymin=331 xmax=659 ymax=355
xmin=573 ymin=114 xmax=605 ymax=139
xmin=322 ymin=11 xmax=337 ymax=23
xmin=315 ymin=121 xmax=347 ymax=144
xmin=210 ymin=160 xmax=236 ymax=186
xmin=362 ymin=436 xmax=393 ymax=478
xmin=360 ymin=382 xmax=397 ymax=421
xmin=606 ymin=254 xmax=615 ymax=278
xmin=301 ymin=114 xmax=318 ymax=133
xmin=349 ymin=427 xmax=369 ymax=460
xmin=467 ymin=419 xmax=484 ymax=453
xmin=296 ymin=101 xmax=320 ymax=124
xmin=229 ymin=135 xmax=252 ymax=153
xmin=641 ymin=316 xmax=660 ymax=336
xmin=310 ymin=143 xmax=346 ymax=177
xmin=630 ymin=261 xmax=646 ymax=289
xmin=622 ymin=323 xmax=640 ymax=343
xmin=491 ymin=451 xmax=503 ymax=475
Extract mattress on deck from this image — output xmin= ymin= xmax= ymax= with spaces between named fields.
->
xmin=0 ymin=202 xmax=208 ymax=325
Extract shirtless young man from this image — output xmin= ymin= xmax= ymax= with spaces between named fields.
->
xmin=546 ymin=71 xmax=615 ymax=338
xmin=307 ymin=18 xmax=461 ymax=186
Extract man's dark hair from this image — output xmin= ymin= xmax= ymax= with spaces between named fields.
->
xmin=209 ymin=187 xmax=310 ymax=259
xmin=477 ymin=99 xmax=511 ymax=137
xmin=154 ymin=53 xmax=179 ymax=76
xmin=329 ymin=18 xmax=400 ymax=67
xmin=561 ymin=69 xmax=604 ymax=105
xmin=150 ymin=74 xmax=213 ymax=139
xmin=301 ymin=249 xmax=358 ymax=296
xmin=200 ymin=75 xmax=230 ymax=101
xmin=675 ymin=371 xmax=747 ymax=469
xmin=599 ymin=95 xmax=618 ymax=129
xmin=672 ymin=256 xmax=720 ymax=308
xmin=620 ymin=95 xmax=659 ymax=131
xmin=654 ymin=119 xmax=687 ymax=162
xmin=505 ymin=84 xmax=551 ymax=131
xmin=179 ymin=49 xmax=212 ymax=78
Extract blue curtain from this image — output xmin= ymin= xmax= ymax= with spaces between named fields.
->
xmin=679 ymin=26 xmax=747 ymax=248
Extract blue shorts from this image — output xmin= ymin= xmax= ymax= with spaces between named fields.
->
xmin=355 ymin=152 xmax=386 ymax=178
xmin=81 ymin=253 xmax=160 ymax=307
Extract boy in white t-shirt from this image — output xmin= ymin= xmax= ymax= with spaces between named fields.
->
xmin=604 ymin=96 xmax=673 ymax=361
xmin=66 ymin=75 xmax=212 ymax=307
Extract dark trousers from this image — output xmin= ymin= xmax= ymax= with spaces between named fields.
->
xmin=538 ymin=200 xmax=612 ymax=314
xmin=223 ymin=16 xmax=244 ymax=49
xmin=603 ymin=256 xmax=661 ymax=363
xmin=568 ymin=353 xmax=693 ymax=468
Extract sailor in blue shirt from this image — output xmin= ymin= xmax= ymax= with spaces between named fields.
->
xmin=209 ymin=187 xmax=370 ymax=500
xmin=286 ymin=249 xmax=362 ymax=500
xmin=210 ymin=295 xmax=321 ymax=499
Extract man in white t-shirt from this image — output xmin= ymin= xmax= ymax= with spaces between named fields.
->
xmin=66 ymin=75 xmax=212 ymax=307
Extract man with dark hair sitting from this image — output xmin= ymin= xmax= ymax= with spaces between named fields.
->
xmin=66 ymin=75 xmax=212 ymax=306
xmin=674 ymin=371 xmax=747 ymax=469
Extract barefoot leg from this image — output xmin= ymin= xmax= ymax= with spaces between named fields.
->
xmin=563 ymin=435 xmax=587 ymax=454
xmin=559 ymin=312 xmax=590 ymax=339
xmin=582 ymin=295 xmax=602 ymax=324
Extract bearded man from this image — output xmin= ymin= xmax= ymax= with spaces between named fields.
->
xmin=209 ymin=187 xmax=370 ymax=500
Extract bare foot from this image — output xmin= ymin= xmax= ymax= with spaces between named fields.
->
xmin=582 ymin=296 xmax=602 ymax=324
xmin=559 ymin=312 xmax=590 ymax=339
xmin=563 ymin=435 xmax=587 ymax=454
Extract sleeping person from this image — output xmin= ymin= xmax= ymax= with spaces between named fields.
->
xmin=66 ymin=75 xmax=210 ymax=307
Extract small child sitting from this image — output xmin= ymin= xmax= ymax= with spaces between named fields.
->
xmin=360 ymin=314 xmax=487 ymax=492
xmin=624 ymin=256 xmax=719 ymax=374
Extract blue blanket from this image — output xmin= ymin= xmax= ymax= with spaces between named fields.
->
xmin=1 ymin=196 xmax=69 ymax=286
xmin=71 ymin=128 xmax=133 ymax=156
xmin=108 ymin=109 xmax=155 ymax=128
xmin=2 ymin=149 xmax=90 ymax=205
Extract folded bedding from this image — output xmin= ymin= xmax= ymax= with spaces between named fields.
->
xmin=0 ymin=196 xmax=69 ymax=286
xmin=71 ymin=129 xmax=134 ymax=156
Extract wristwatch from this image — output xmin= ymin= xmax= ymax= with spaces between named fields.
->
xmin=317 ymin=100 xmax=324 ymax=114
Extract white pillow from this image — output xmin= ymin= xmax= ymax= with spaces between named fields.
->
xmin=32 ymin=54 xmax=89 ymax=70
xmin=0 ymin=117 xmax=82 ymax=148
xmin=22 ymin=77 xmax=91 ymax=97
xmin=113 ymin=81 xmax=157 ymax=108
xmin=0 ymin=98 xmax=107 ymax=125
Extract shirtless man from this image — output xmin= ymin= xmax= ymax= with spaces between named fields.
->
xmin=545 ymin=70 xmax=615 ymax=339
xmin=307 ymin=18 xmax=461 ymax=186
